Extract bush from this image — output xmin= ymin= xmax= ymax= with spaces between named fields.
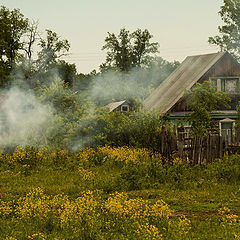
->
xmin=1 ymin=146 xmax=240 ymax=191
xmin=71 ymin=110 xmax=174 ymax=152
xmin=205 ymin=154 xmax=240 ymax=184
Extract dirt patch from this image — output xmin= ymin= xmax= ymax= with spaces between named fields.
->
xmin=173 ymin=209 xmax=240 ymax=219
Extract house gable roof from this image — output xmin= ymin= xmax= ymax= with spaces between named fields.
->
xmin=105 ymin=100 xmax=127 ymax=112
xmin=143 ymin=52 xmax=229 ymax=114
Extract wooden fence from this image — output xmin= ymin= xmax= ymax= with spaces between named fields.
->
xmin=159 ymin=127 xmax=240 ymax=164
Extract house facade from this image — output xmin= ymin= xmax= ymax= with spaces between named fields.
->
xmin=143 ymin=52 xmax=240 ymax=140
xmin=105 ymin=100 xmax=131 ymax=113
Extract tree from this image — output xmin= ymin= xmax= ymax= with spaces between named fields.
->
xmin=17 ymin=29 xmax=72 ymax=88
xmin=53 ymin=60 xmax=77 ymax=88
xmin=147 ymin=57 xmax=180 ymax=88
xmin=22 ymin=20 xmax=39 ymax=62
xmin=186 ymin=81 xmax=230 ymax=137
xmin=37 ymin=29 xmax=70 ymax=72
xmin=0 ymin=6 xmax=29 ymax=86
xmin=185 ymin=82 xmax=231 ymax=164
xmin=0 ymin=5 xmax=74 ymax=90
xmin=76 ymin=70 xmax=98 ymax=92
xmin=37 ymin=77 xmax=79 ymax=114
xmin=209 ymin=0 xmax=240 ymax=60
xmin=100 ymin=28 xmax=159 ymax=72
xmin=101 ymin=28 xmax=132 ymax=72
xmin=132 ymin=29 xmax=159 ymax=67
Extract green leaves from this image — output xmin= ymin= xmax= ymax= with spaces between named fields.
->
xmin=209 ymin=0 xmax=240 ymax=60
xmin=37 ymin=29 xmax=70 ymax=72
xmin=0 ymin=6 xmax=72 ymax=88
xmin=186 ymin=81 xmax=230 ymax=136
xmin=0 ymin=6 xmax=29 ymax=86
xmin=187 ymin=81 xmax=230 ymax=113
xmin=132 ymin=29 xmax=159 ymax=67
xmin=101 ymin=28 xmax=159 ymax=72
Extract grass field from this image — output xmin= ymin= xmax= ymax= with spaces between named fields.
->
xmin=1 ymin=146 xmax=240 ymax=239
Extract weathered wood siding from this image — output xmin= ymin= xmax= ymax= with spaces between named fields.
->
xmin=170 ymin=54 xmax=240 ymax=112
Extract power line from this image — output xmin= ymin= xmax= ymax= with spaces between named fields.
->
xmin=61 ymin=45 xmax=220 ymax=63
xmin=67 ymin=44 xmax=218 ymax=55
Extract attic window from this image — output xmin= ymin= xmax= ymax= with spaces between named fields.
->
xmin=211 ymin=77 xmax=240 ymax=94
xmin=121 ymin=105 xmax=129 ymax=112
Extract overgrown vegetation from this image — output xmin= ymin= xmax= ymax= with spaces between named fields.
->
xmin=1 ymin=3 xmax=240 ymax=240
xmin=186 ymin=81 xmax=230 ymax=137
xmin=0 ymin=146 xmax=240 ymax=239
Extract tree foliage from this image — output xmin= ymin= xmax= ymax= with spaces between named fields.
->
xmin=37 ymin=29 xmax=70 ymax=72
xmin=37 ymin=78 xmax=78 ymax=114
xmin=54 ymin=60 xmax=77 ymax=88
xmin=0 ymin=6 xmax=74 ymax=88
xmin=148 ymin=57 xmax=180 ymax=88
xmin=209 ymin=0 xmax=240 ymax=60
xmin=16 ymin=29 xmax=72 ymax=88
xmin=35 ymin=78 xmax=92 ymax=149
xmin=186 ymin=81 xmax=230 ymax=137
xmin=0 ymin=6 xmax=29 ymax=86
xmin=69 ymin=110 xmax=173 ymax=151
xmin=100 ymin=28 xmax=159 ymax=72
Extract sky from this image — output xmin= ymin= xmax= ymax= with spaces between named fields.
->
xmin=1 ymin=0 xmax=223 ymax=73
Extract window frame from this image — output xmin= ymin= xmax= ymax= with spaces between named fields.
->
xmin=210 ymin=76 xmax=240 ymax=94
xmin=121 ymin=105 xmax=129 ymax=112
xmin=219 ymin=118 xmax=235 ymax=137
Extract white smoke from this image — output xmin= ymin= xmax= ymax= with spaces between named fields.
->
xmin=88 ymin=58 xmax=178 ymax=106
xmin=89 ymin=69 xmax=153 ymax=106
xmin=0 ymin=56 xmax=177 ymax=151
xmin=0 ymin=87 xmax=52 ymax=149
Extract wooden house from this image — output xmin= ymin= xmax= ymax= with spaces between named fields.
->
xmin=105 ymin=100 xmax=131 ymax=113
xmin=143 ymin=52 xmax=240 ymax=140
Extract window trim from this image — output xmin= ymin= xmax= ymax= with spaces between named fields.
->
xmin=121 ymin=105 xmax=129 ymax=112
xmin=210 ymin=76 xmax=240 ymax=94
xmin=219 ymin=118 xmax=235 ymax=136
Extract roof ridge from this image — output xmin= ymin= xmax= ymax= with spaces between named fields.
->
xmin=186 ymin=51 xmax=226 ymax=58
xmin=143 ymin=52 xmax=229 ymax=113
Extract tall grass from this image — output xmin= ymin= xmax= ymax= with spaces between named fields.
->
xmin=1 ymin=146 xmax=240 ymax=239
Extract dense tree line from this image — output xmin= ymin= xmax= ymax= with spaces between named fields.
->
xmin=0 ymin=5 xmax=180 ymax=151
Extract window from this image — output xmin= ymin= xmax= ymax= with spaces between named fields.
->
xmin=211 ymin=78 xmax=217 ymax=89
xmin=211 ymin=77 xmax=240 ymax=94
xmin=121 ymin=105 xmax=129 ymax=112
xmin=177 ymin=126 xmax=191 ymax=140
xmin=219 ymin=119 xmax=235 ymax=144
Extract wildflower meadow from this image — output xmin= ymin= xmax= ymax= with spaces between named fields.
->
xmin=0 ymin=146 xmax=240 ymax=239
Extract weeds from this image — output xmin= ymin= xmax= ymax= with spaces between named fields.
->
xmin=1 ymin=146 xmax=240 ymax=239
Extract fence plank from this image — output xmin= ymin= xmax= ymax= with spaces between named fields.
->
xmin=157 ymin=128 xmax=239 ymax=164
